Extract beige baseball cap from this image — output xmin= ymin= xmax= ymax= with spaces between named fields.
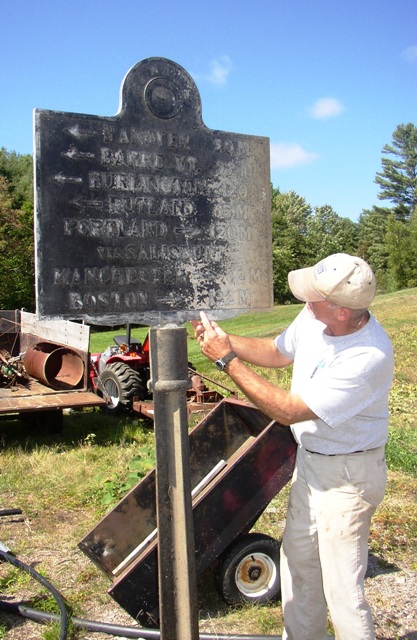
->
xmin=288 ymin=253 xmax=376 ymax=309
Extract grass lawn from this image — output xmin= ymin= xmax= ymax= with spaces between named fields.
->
xmin=0 ymin=289 xmax=416 ymax=639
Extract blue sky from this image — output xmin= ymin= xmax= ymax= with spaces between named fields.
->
xmin=1 ymin=0 xmax=416 ymax=221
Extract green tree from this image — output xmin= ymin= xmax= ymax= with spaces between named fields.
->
xmin=271 ymin=188 xmax=312 ymax=303
xmin=356 ymin=206 xmax=390 ymax=292
xmin=0 ymin=147 xmax=33 ymax=209
xmin=409 ymin=210 xmax=417 ymax=286
xmin=374 ymin=123 xmax=417 ymax=220
xmin=305 ymin=205 xmax=358 ymax=263
xmin=0 ymin=151 xmax=35 ymax=311
xmin=384 ymin=214 xmax=417 ymax=291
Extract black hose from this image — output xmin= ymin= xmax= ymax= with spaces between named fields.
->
xmin=0 ymin=600 xmax=281 ymax=639
xmin=1 ymin=549 xmax=334 ymax=640
xmin=0 ymin=546 xmax=282 ymax=639
xmin=0 ymin=508 xmax=22 ymax=517
xmin=0 ymin=549 xmax=69 ymax=640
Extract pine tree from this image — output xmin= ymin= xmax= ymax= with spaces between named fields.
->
xmin=374 ymin=123 xmax=417 ymax=220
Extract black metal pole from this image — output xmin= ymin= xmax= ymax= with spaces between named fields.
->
xmin=126 ymin=323 xmax=132 ymax=348
xmin=149 ymin=325 xmax=199 ymax=640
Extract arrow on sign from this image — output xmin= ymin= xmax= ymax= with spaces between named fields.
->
xmin=155 ymin=293 xmax=184 ymax=306
xmin=70 ymin=196 xmax=104 ymax=211
xmin=62 ymin=145 xmax=95 ymax=161
xmin=66 ymin=124 xmax=96 ymax=139
xmin=174 ymin=227 xmax=201 ymax=238
xmin=51 ymin=173 xmax=83 ymax=186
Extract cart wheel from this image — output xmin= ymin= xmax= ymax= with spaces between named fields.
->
xmin=214 ymin=533 xmax=281 ymax=605
xmin=99 ymin=362 xmax=144 ymax=413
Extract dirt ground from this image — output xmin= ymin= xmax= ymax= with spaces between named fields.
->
xmin=1 ymin=504 xmax=416 ymax=640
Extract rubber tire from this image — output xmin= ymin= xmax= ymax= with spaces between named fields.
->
xmin=214 ymin=533 xmax=281 ymax=605
xmin=99 ymin=362 xmax=145 ymax=412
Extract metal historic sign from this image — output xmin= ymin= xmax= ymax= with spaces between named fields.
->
xmin=34 ymin=57 xmax=272 ymax=325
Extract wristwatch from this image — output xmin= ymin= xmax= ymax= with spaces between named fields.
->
xmin=215 ymin=350 xmax=237 ymax=371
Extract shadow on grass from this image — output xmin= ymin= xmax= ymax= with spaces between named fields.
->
xmin=0 ymin=407 xmax=152 ymax=451
xmin=367 ymin=552 xmax=400 ymax=578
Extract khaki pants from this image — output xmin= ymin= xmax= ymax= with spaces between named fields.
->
xmin=281 ymin=445 xmax=386 ymax=640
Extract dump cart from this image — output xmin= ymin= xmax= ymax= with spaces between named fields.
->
xmin=0 ymin=310 xmax=104 ymax=431
xmin=79 ymin=398 xmax=297 ymax=627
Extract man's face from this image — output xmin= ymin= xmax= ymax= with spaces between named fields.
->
xmin=307 ymin=300 xmax=338 ymax=324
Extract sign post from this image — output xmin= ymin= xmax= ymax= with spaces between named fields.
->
xmin=149 ymin=325 xmax=198 ymax=639
xmin=34 ymin=57 xmax=272 ymax=638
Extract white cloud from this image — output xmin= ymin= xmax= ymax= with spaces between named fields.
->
xmin=308 ymin=97 xmax=345 ymax=119
xmin=402 ymin=45 xmax=417 ymax=63
xmin=270 ymin=142 xmax=318 ymax=169
xmin=193 ymin=56 xmax=234 ymax=86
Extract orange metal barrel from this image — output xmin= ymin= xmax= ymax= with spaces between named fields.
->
xmin=23 ymin=343 xmax=84 ymax=390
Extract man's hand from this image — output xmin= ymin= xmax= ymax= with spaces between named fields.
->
xmin=195 ymin=311 xmax=233 ymax=363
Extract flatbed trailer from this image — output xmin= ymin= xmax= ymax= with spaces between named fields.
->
xmin=0 ymin=310 xmax=104 ymax=430
xmin=79 ymin=398 xmax=297 ymax=627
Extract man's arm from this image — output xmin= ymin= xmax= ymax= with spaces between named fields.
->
xmin=194 ymin=313 xmax=293 ymax=369
xmin=223 ymin=357 xmax=316 ymax=426
xmin=197 ymin=312 xmax=316 ymax=426
xmin=227 ymin=334 xmax=294 ymax=369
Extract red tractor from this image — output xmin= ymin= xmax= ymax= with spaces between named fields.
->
xmin=89 ymin=325 xmax=230 ymax=416
xmin=89 ymin=325 xmax=151 ymax=413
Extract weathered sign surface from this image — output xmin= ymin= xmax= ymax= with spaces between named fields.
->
xmin=34 ymin=57 xmax=272 ymax=325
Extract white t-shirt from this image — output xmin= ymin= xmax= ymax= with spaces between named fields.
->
xmin=275 ymin=306 xmax=394 ymax=454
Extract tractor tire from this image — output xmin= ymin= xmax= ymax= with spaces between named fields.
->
xmin=99 ymin=362 xmax=145 ymax=413
xmin=214 ymin=533 xmax=281 ymax=605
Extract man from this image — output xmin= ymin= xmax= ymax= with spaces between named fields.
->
xmin=196 ymin=253 xmax=394 ymax=640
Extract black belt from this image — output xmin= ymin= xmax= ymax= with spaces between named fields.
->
xmin=304 ymin=447 xmax=379 ymax=456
